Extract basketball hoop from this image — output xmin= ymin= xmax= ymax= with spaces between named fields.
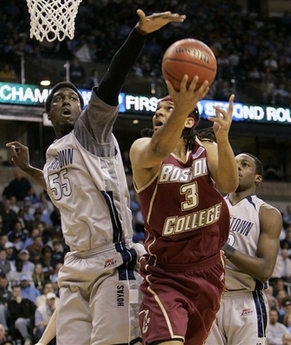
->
xmin=26 ymin=0 xmax=83 ymax=42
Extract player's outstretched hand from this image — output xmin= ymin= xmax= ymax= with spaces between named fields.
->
xmin=207 ymin=94 xmax=235 ymax=141
xmin=135 ymin=9 xmax=186 ymax=35
xmin=6 ymin=141 xmax=31 ymax=171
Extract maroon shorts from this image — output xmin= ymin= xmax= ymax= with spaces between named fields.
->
xmin=139 ymin=253 xmax=225 ymax=345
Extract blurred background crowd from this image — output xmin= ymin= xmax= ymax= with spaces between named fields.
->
xmin=0 ymin=0 xmax=290 ymax=105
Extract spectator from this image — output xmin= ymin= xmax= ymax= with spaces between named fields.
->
xmin=0 ymin=274 xmax=12 ymax=332
xmin=18 ymin=249 xmax=35 ymax=277
xmin=35 ymin=282 xmax=59 ymax=309
xmin=0 ymin=199 xmax=18 ymax=235
xmin=0 ymin=249 xmax=11 ymax=276
xmin=284 ymin=314 xmax=291 ymax=334
xmin=0 ymin=63 xmax=18 ymax=83
xmin=67 ymin=57 xmax=86 ymax=88
xmin=273 ymin=278 xmax=287 ymax=297
xmin=7 ymin=259 xmax=27 ymax=286
xmin=283 ymin=206 xmax=291 ymax=227
xmin=50 ymin=240 xmax=65 ymax=268
xmin=0 ymin=323 xmax=11 ymax=345
xmin=280 ymin=297 xmax=291 ymax=324
xmin=280 ymin=225 xmax=291 ymax=257
xmin=0 ymin=237 xmax=8 ymax=251
xmin=277 ymin=289 xmax=290 ymax=322
xmin=265 ymin=285 xmax=279 ymax=310
xmin=48 ymin=263 xmax=62 ymax=296
xmin=273 ymin=249 xmax=291 ymax=283
xmin=7 ymin=196 xmax=19 ymax=215
xmin=19 ymin=274 xmax=40 ymax=303
xmin=7 ymin=220 xmax=29 ymax=246
xmin=22 ymin=228 xmax=40 ymax=249
xmin=40 ymin=246 xmax=54 ymax=282
xmin=21 ymin=200 xmax=35 ymax=231
xmin=85 ymin=69 xmax=99 ymax=89
xmin=283 ymin=333 xmax=291 ymax=345
xmin=34 ymin=192 xmax=54 ymax=228
xmin=34 ymin=292 xmax=57 ymax=344
xmin=273 ymin=82 xmax=291 ymax=107
xmin=2 ymin=170 xmax=32 ymax=202
xmin=17 ymin=208 xmax=28 ymax=230
xmin=26 ymin=235 xmax=43 ymax=264
xmin=10 ymin=233 xmax=24 ymax=252
xmin=32 ymin=263 xmax=45 ymax=294
xmin=7 ymin=284 xmax=36 ymax=345
xmin=267 ymin=308 xmax=290 ymax=345
xmin=3 ymin=242 xmax=17 ymax=262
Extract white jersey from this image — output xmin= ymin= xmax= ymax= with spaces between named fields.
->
xmin=43 ymin=92 xmax=133 ymax=252
xmin=224 ymin=194 xmax=266 ymax=291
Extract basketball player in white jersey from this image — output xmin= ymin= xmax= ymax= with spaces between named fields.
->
xmin=206 ymin=152 xmax=282 ymax=345
xmin=6 ymin=9 xmax=186 ymax=345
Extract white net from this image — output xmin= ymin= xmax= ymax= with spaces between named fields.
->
xmin=26 ymin=0 xmax=83 ymax=42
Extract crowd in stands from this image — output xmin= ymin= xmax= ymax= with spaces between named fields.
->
xmin=0 ymin=171 xmax=65 ymax=344
xmin=0 ymin=0 xmax=290 ymax=105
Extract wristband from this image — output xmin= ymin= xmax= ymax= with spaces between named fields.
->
xmin=222 ymin=243 xmax=235 ymax=259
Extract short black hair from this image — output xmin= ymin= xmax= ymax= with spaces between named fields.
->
xmin=45 ymin=81 xmax=84 ymax=113
xmin=241 ymin=152 xmax=264 ymax=176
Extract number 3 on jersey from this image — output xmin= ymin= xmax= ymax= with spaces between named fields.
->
xmin=180 ymin=182 xmax=198 ymax=211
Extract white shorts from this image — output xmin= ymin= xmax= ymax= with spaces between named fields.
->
xmin=56 ymin=242 xmax=145 ymax=345
xmin=205 ymin=290 xmax=269 ymax=345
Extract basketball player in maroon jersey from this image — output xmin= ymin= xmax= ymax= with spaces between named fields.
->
xmin=129 ymin=75 xmax=238 ymax=345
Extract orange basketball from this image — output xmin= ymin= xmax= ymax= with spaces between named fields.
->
xmin=162 ymin=38 xmax=217 ymax=91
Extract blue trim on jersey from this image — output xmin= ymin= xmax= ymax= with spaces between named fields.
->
xmin=246 ymin=195 xmax=257 ymax=210
xmin=101 ymin=190 xmax=123 ymax=242
xmin=115 ymin=242 xmax=137 ymax=281
xmin=255 ymin=279 xmax=264 ymax=290
xmin=252 ymin=290 xmax=268 ymax=338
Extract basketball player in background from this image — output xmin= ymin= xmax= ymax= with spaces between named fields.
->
xmin=6 ymin=9 xmax=187 ymax=345
xmin=129 ymin=74 xmax=238 ymax=344
xmin=206 ymin=153 xmax=282 ymax=345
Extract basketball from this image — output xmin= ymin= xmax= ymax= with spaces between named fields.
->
xmin=162 ymin=38 xmax=217 ymax=91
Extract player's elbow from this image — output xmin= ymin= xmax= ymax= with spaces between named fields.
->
xmin=218 ymin=179 xmax=239 ymax=194
xmin=257 ymin=268 xmax=274 ymax=283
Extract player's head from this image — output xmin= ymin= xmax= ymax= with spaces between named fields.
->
xmin=45 ymin=81 xmax=84 ymax=113
xmin=141 ymin=95 xmax=200 ymax=151
xmin=235 ymin=152 xmax=264 ymax=191
xmin=239 ymin=152 xmax=264 ymax=176
xmin=158 ymin=95 xmax=200 ymax=126
xmin=45 ymin=82 xmax=85 ymax=138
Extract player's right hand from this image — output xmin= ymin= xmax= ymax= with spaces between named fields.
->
xmin=6 ymin=141 xmax=31 ymax=171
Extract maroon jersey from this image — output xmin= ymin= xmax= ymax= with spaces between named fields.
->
xmin=138 ymin=140 xmax=230 ymax=264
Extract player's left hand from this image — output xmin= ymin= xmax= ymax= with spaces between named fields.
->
xmin=207 ymin=94 xmax=235 ymax=141
xmin=135 ymin=9 xmax=186 ymax=35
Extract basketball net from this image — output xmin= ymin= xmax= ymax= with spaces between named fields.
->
xmin=26 ymin=0 xmax=83 ymax=42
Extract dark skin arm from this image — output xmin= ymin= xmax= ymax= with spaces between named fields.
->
xmin=223 ymin=204 xmax=282 ymax=283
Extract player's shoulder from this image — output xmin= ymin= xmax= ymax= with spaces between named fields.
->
xmin=259 ymin=200 xmax=282 ymax=219
xmin=260 ymin=201 xmax=281 ymax=213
